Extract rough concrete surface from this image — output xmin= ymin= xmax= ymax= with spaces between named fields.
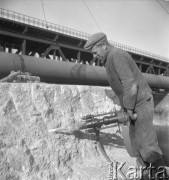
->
xmin=0 ymin=83 xmax=136 ymax=180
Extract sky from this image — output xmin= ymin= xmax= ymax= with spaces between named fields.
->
xmin=0 ymin=0 xmax=169 ymax=59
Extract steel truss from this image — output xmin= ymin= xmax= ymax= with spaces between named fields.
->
xmin=0 ymin=17 xmax=169 ymax=77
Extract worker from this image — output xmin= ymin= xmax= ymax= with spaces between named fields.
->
xmin=84 ymin=32 xmax=167 ymax=179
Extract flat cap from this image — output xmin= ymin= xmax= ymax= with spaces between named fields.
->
xmin=84 ymin=32 xmax=107 ymax=50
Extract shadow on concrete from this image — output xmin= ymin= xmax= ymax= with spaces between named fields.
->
xmin=54 ymin=130 xmax=125 ymax=149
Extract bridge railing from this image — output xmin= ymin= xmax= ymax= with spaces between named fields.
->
xmin=109 ymin=41 xmax=169 ymax=63
xmin=0 ymin=8 xmax=90 ymax=40
xmin=0 ymin=8 xmax=169 ymax=63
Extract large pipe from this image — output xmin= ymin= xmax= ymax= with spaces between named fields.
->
xmin=0 ymin=52 xmax=169 ymax=89
xmin=1 ymin=52 xmax=169 ymax=166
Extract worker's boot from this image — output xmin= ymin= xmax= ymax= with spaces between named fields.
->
xmin=135 ymin=157 xmax=149 ymax=180
xmin=148 ymin=158 xmax=168 ymax=180
xmin=137 ymin=158 xmax=167 ymax=180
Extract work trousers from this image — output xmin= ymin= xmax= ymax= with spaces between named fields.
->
xmin=129 ymin=94 xmax=165 ymax=179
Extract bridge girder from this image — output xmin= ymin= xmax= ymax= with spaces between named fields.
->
xmin=0 ymin=17 xmax=169 ymax=76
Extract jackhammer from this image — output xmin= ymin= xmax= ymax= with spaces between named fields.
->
xmin=48 ymin=111 xmax=136 ymax=180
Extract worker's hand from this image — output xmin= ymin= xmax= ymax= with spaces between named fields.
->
xmin=127 ymin=109 xmax=137 ymax=121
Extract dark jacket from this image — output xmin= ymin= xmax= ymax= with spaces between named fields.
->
xmin=105 ymin=45 xmax=152 ymax=110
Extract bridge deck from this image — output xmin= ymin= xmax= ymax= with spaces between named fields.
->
xmin=0 ymin=8 xmax=169 ymax=76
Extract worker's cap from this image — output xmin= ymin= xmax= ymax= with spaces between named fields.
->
xmin=84 ymin=32 xmax=108 ymax=50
